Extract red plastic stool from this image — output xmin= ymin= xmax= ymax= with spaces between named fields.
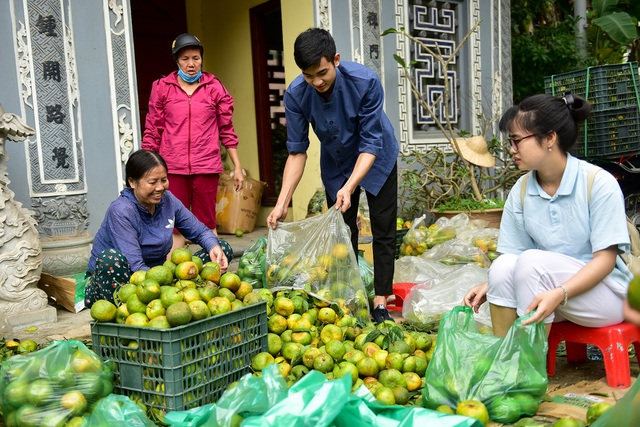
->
xmin=547 ymin=321 xmax=640 ymax=388
xmin=386 ymin=282 xmax=417 ymax=312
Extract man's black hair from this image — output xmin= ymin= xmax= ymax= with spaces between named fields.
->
xmin=293 ymin=28 xmax=337 ymax=70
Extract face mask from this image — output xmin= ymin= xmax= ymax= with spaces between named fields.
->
xmin=178 ymin=69 xmax=202 ymax=83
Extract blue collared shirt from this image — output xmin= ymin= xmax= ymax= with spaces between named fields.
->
xmin=284 ymin=61 xmax=399 ymax=197
xmin=498 ymin=154 xmax=632 ymax=297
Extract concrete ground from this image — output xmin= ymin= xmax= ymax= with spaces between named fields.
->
xmin=12 ymin=225 xmax=638 ymax=393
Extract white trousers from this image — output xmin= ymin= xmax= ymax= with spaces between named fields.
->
xmin=487 ymin=250 xmax=624 ymax=327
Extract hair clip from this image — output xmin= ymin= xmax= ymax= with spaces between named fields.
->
xmin=562 ymin=91 xmax=575 ymax=107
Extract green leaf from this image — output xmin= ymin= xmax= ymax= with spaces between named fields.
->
xmin=592 ymin=0 xmax=618 ymax=17
xmin=380 ymin=335 xmax=390 ymax=350
xmin=389 ymin=325 xmax=404 ymax=342
xmin=380 ymin=28 xmax=399 ymax=36
xmin=365 ymin=330 xmax=382 ymax=343
xmin=393 ymin=54 xmax=407 ymax=68
xmin=593 ymin=12 xmax=638 ymax=44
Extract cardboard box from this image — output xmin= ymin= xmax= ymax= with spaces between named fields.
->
xmin=216 ymin=170 xmax=265 ymax=234
xmin=536 ymin=378 xmax=635 ymax=422
xmin=38 ymin=272 xmax=87 ymax=313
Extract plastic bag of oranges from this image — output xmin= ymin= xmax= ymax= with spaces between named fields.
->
xmin=0 ymin=340 xmax=114 ymax=427
xmin=266 ymin=208 xmax=370 ymax=321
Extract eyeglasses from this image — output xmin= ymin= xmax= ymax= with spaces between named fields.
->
xmin=506 ymin=134 xmax=536 ymax=152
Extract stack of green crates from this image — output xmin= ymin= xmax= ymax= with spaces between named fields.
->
xmin=91 ymin=302 xmax=267 ymax=412
xmin=544 ymin=62 xmax=640 ymax=158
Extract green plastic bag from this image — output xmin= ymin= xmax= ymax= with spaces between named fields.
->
xmin=166 ymin=364 xmax=483 ymax=427
xmin=358 ymin=251 xmax=375 ymax=307
xmin=237 ymin=236 xmax=267 ymax=288
xmin=164 ymin=363 xmax=287 ymax=426
xmin=591 ymin=378 xmax=640 ymax=426
xmin=0 ymin=340 xmax=114 ymax=427
xmin=85 ymin=394 xmax=157 ymax=426
xmin=423 ymin=306 xmax=548 ymax=424
xmin=240 ymin=368 xmax=483 ymax=427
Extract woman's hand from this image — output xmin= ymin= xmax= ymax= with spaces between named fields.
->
xmin=209 ymin=245 xmax=229 ymax=273
xmin=233 ymin=167 xmax=244 ymax=192
xmin=463 ymin=282 xmax=488 ymax=313
xmin=522 ymin=286 xmax=565 ymax=325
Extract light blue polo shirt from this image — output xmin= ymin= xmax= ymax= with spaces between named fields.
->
xmin=498 ymin=154 xmax=632 ymax=297
xmin=284 ymin=61 xmax=399 ymax=198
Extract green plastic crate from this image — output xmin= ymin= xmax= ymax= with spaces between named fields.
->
xmin=395 ymin=228 xmax=409 ymax=259
xmin=91 ymin=301 xmax=267 ymax=412
xmin=544 ymin=62 xmax=640 ymax=158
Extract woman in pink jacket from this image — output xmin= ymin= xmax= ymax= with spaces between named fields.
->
xmin=142 ymin=33 xmax=242 ymax=254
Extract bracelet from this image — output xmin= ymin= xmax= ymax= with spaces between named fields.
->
xmin=559 ymin=285 xmax=568 ymax=307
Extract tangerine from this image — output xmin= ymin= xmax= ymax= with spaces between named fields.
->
xmin=166 ymin=301 xmax=192 ymax=326
xmin=200 ymin=264 xmax=221 ymax=284
xmin=332 ymin=243 xmax=350 ymax=260
xmin=220 ymin=272 xmax=242 ymax=293
xmin=175 ymin=261 xmax=199 ymax=280
xmin=171 ymin=247 xmax=193 ymax=265
xmin=60 ymin=390 xmax=87 ymax=415
xmin=375 ymin=387 xmax=396 ymax=405
xmin=90 ymin=300 xmax=117 ymax=322
xmin=129 ymin=270 xmax=147 ymax=286
xmin=137 ymin=279 xmax=162 ymax=304
xmin=146 ymin=265 xmax=173 ymax=286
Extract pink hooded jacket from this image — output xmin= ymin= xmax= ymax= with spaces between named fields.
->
xmin=142 ymin=71 xmax=239 ymax=175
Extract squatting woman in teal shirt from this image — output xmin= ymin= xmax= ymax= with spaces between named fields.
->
xmin=464 ymin=93 xmax=632 ymax=337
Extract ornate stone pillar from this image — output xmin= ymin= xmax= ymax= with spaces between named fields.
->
xmin=11 ymin=0 xmax=91 ymax=278
xmin=0 ymin=105 xmax=56 ymax=334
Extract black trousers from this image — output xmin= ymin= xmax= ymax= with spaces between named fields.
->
xmin=326 ymin=164 xmax=397 ymax=296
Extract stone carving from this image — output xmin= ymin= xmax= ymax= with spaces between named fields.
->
xmin=31 ymin=195 xmax=89 ymax=237
xmin=0 ymin=104 xmax=50 ymax=314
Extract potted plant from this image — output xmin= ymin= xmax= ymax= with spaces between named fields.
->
xmin=382 ymin=23 xmax=523 ymax=226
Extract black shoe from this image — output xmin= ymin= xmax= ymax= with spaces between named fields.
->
xmin=372 ymin=304 xmax=394 ymax=323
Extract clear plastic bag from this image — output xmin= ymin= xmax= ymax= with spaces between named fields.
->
xmin=423 ymin=306 xmax=548 ymax=424
xmin=456 ymin=228 xmax=500 ymax=262
xmin=435 ymin=213 xmax=490 ymax=232
xmin=266 ymin=208 xmax=370 ymax=319
xmin=401 ymin=263 xmax=492 ymax=329
xmin=0 ymin=340 xmax=114 ymax=426
xmin=237 ymin=237 xmax=267 ymax=288
xmin=422 ymin=238 xmax=491 ymax=268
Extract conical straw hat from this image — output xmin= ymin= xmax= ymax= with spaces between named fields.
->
xmin=453 ymin=135 xmax=495 ymax=168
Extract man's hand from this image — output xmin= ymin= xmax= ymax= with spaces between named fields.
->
xmin=267 ymin=205 xmax=287 ymax=229
xmin=334 ymin=186 xmax=355 ymax=213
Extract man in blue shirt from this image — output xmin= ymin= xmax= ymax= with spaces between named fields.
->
xmin=266 ymin=28 xmax=400 ymax=323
